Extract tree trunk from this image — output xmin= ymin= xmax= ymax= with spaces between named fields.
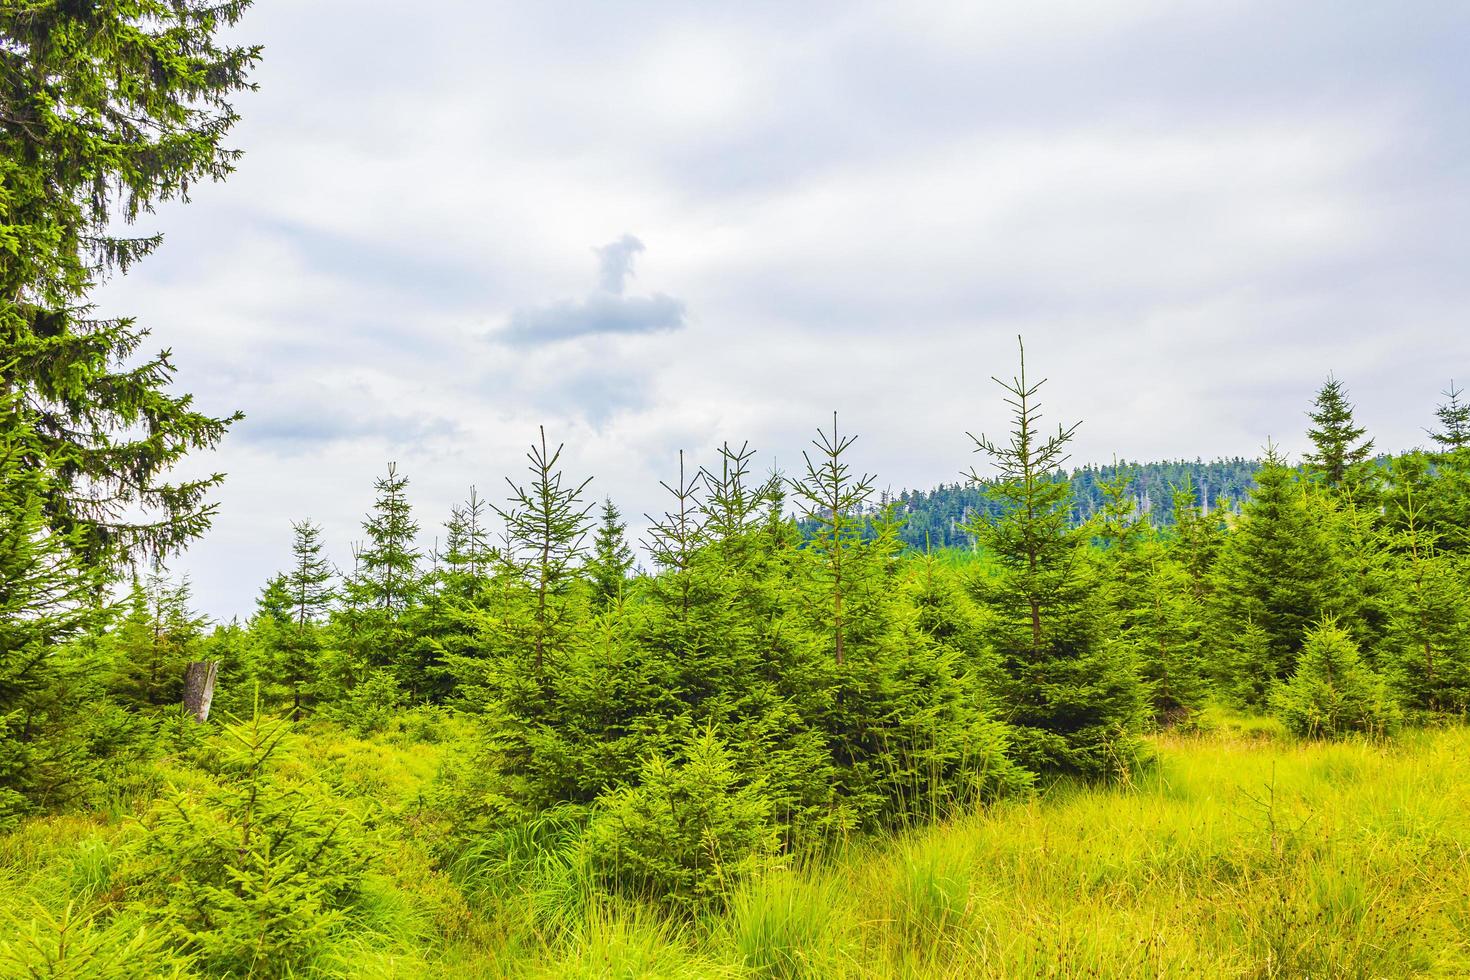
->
xmin=182 ymin=661 xmax=219 ymax=723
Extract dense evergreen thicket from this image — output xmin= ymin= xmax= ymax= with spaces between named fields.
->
xmin=4 ymin=6 xmax=1470 ymax=973
xmin=9 ymin=351 xmax=1470 ymax=943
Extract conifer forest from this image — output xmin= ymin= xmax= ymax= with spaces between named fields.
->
xmin=3 ymin=3 xmax=1470 ymax=978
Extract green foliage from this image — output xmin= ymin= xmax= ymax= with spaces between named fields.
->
xmin=0 ymin=902 xmax=193 ymax=979
xmin=1304 ymin=373 xmax=1376 ymax=492
xmin=584 ymin=498 xmax=636 ymax=608
xmin=1210 ymin=446 xmax=1337 ymax=699
xmin=583 ymin=726 xmax=784 ymax=912
xmin=1383 ymin=493 xmax=1470 ymax=712
xmin=1430 ymin=380 xmax=1470 ymax=453
xmin=0 ymin=418 xmax=102 ymax=826
xmin=105 ymin=576 xmax=209 ymax=710
xmin=0 ymin=0 xmax=257 ymax=569
xmin=125 ymin=704 xmax=366 ymax=976
xmin=962 ymin=338 xmax=1144 ymax=776
xmin=1270 ymin=621 xmax=1402 ymax=738
xmin=496 ymin=429 xmax=594 ymax=674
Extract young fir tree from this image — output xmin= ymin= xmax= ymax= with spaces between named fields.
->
xmin=1209 ymin=445 xmax=1338 ymax=702
xmin=107 ymin=575 xmax=209 ymax=709
xmin=496 ymin=428 xmax=593 ymax=673
xmin=1270 ymin=620 xmax=1401 ymax=739
xmin=961 ymin=338 xmax=1143 ymax=777
xmin=1429 ymin=381 xmax=1470 ymax=453
xmin=1383 ymin=492 xmax=1470 ymax=713
xmin=1096 ymin=471 xmax=1205 ymax=721
xmin=287 ymin=521 xmax=335 ymax=627
xmin=584 ymin=498 xmax=636 ymax=608
xmin=271 ymin=521 xmax=335 ymax=717
xmin=0 ymin=2 xmax=258 ymax=570
xmin=343 ymin=464 xmax=423 ymax=687
xmin=1304 ymin=374 xmax=1376 ymax=492
xmin=790 ymin=414 xmax=876 ymax=666
xmin=255 ymin=573 xmax=292 ymax=626
xmin=437 ymin=489 xmax=494 ymax=604
xmin=1169 ymin=476 xmax=1226 ymax=602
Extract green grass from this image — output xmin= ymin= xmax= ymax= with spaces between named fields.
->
xmin=4 ymin=722 xmax=1469 ymax=977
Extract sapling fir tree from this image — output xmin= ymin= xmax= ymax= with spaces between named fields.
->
xmin=1210 ymin=445 xmax=1338 ymax=697
xmin=791 ymin=414 xmax=875 ymax=666
xmin=584 ymin=498 xmax=636 ymax=608
xmin=496 ymin=428 xmax=593 ymax=672
xmin=1304 ymin=374 xmax=1376 ymax=493
xmin=961 ymin=338 xmax=1143 ymax=776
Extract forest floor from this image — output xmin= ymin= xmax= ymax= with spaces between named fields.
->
xmin=3 ymin=713 xmax=1468 ymax=978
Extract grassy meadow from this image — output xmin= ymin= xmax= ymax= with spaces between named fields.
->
xmin=4 ymin=711 xmax=1467 ymax=979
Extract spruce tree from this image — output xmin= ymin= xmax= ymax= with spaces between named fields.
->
xmin=0 ymin=2 xmax=258 ymax=569
xmin=353 ymin=464 xmax=422 ymax=618
xmin=270 ymin=522 xmax=334 ymax=716
xmin=1210 ymin=445 xmax=1337 ymax=699
xmin=286 ymin=521 xmax=335 ymax=627
xmin=1270 ymin=620 xmax=1401 ymax=738
xmin=1429 ymin=381 xmax=1470 ymax=453
xmin=255 ymin=574 xmax=292 ymax=626
xmin=644 ymin=450 xmax=706 ymax=624
xmin=584 ymin=499 xmax=636 ymax=607
xmin=1384 ymin=492 xmax=1470 ymax=712
xmin=108 ymin=575 xmax=208 ymax=708
xmin=1304 ymin=374 xmax=1375 ymax=491
xmin=342 ymin=464 xmax=423 ymax=689
xmin=1170 ymin=477 xmax=1226 ymax=602
xmin=496 ymin=428 xmax=593 ymax=672
xmin=791 ymin=414 xmax=875 ymax=666
xmin=1096 ymin=471 xmax=1203 ymax=721
xmin=961 ymin=338 xmax=1143 ymax=776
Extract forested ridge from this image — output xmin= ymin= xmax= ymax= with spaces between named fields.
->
xmin=4 ymin=4 xmax=1470 ymax=977
xmin=853 ymin=456 xmax=1263 ymax=550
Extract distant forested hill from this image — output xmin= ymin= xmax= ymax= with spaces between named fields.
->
xmin=879 ymin=458 xmax=1262 ymax=550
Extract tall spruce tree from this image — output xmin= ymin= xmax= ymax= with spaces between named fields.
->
xmin=0 ymin=2 xmax=258 ymax=569
xmin=961 ymin=338 xmax=1143 ymax=776
xmin=1304 ymin=374 xmax=1375 ymax=491
xmin=273 ymin=521 xmax=334 ymax=716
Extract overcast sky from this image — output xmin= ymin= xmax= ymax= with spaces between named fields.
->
xmin=96 ymin=0 xmax=1470 ymax=618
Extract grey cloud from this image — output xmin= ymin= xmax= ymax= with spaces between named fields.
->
xmin=501 ymin=291 xmax=686 ymax=346
xmin=498 ymin=236 xmax=687 ymax=346
xmin=595 ymin=233 xmax=645 ymax=294
xmin=234 ymin=401 xmax=460 ymax=454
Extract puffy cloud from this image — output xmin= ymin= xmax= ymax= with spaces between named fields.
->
xmin=495 ymin=235 xmax=688 ymax=346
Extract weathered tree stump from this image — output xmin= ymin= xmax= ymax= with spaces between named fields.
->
xmin=182 ymin=661 xmax=219 ymax=723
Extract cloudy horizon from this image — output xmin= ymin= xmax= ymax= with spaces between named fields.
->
xmin=92 ymin=0 xmax=1470 ymax=619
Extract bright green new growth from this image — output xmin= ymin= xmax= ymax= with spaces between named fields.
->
xmin=963 ymin=338 xmax=1144 ymax=776
xmin=1270 ymin=620 xmax=1402 ymax=738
